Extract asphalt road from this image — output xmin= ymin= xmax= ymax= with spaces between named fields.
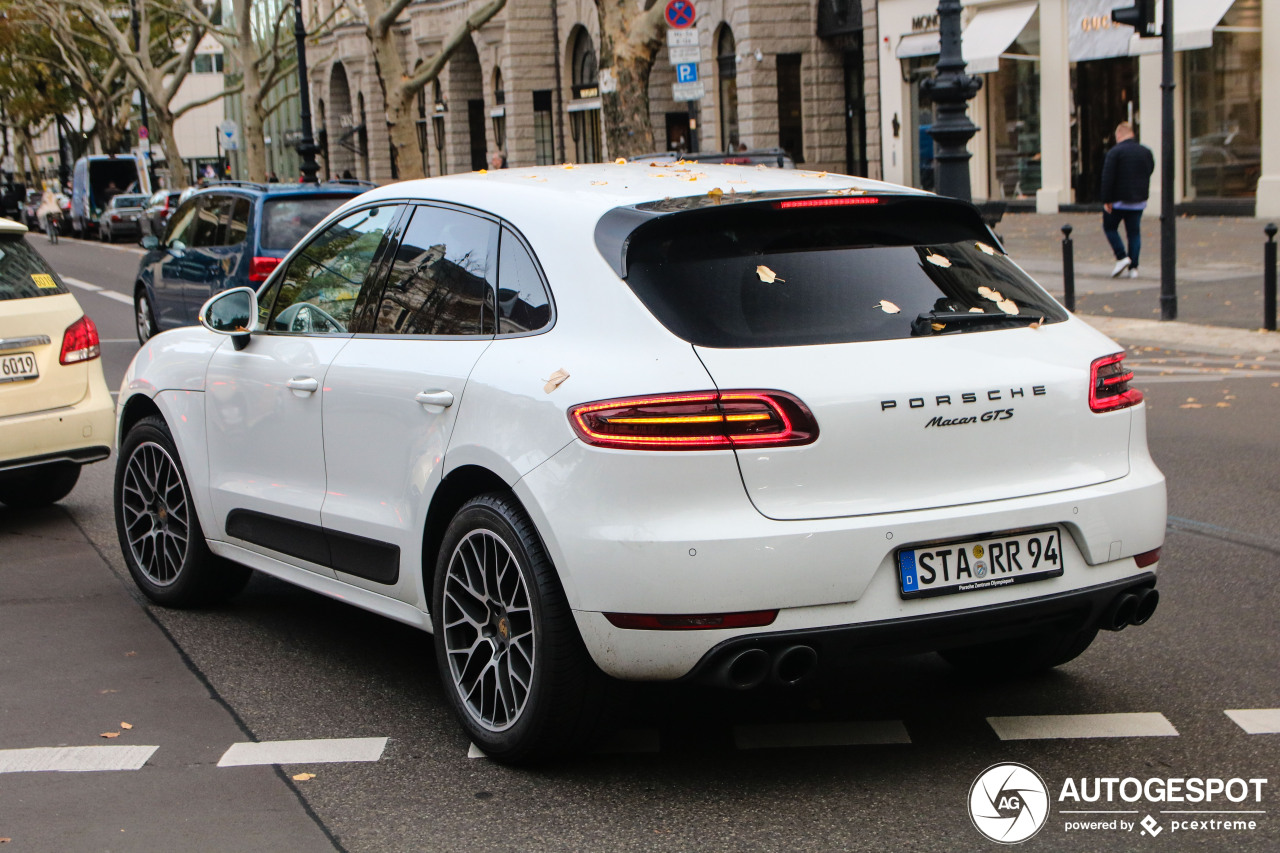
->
xmin=2 ymin=236 xmax=1277 ymax=852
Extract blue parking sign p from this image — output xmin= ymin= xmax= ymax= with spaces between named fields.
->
xmin=676 ymin=63 xmax=698 ymax=84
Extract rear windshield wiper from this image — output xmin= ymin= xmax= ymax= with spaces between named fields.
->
xmin=909 ymin=310 xmax=1042 ymax=337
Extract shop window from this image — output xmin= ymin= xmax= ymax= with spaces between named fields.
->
xmin=1185 ymin=0 xmax=1261 ymax=200
xmin=192 ymin=53 xmax=224 ymax=74
xmin=570 ymin=29 xmax=603 ymax=163
xmin=533 ymin=90 xmax=555 ymax=165
xmin=776 ymin=54 xmax=804 ymax=164
xmin=717 ymin=26 xmax=740 ymax=152
xmin=986 ymin=22 xmax=1040 ymax=201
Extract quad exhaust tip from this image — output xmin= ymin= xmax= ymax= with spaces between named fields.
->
xmin=714 ymin=644 xmax=820 ymax=690
xmin=1102 ymin=587 xmax=1159 ymax=631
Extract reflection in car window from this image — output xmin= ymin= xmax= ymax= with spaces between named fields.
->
xmin=165 ymin=201 xmax=199 ymax=247
xmin=496 ymin=229 xmax=552 ymax=334
xmin=192 ymin=196 xmax=230 ymax=247
xmin=261 ymin=196 xmax=354 ymax=251
xmin=268 ymin=205 xmax=397 ymax=334
xmin=373 ymin=206 xmax=496 ymax=336
xmin=225 ymin=198 xmax=251 ymax=246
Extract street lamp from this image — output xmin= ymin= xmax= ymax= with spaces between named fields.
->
xmin=921 ymin=0 xmax=981 ymax=202
xmin=293 ymin=0 xmax=321 ymax=183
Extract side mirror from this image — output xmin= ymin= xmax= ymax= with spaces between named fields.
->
xmin=140 ymin=234 xmax=159 ymax=250
xmin=200 ymin=286 xmax=258 ymax=351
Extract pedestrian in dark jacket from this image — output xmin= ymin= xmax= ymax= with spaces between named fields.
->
xmin=1100 ymin=122 xmax=1155 ymax=278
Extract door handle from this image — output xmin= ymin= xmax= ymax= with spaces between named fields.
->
xmin=415 ymin=390 xmax=455 ymax=408
xmin=286 ymin=376 xmax=320 ymax=394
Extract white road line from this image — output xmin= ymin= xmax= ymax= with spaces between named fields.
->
xmin=216 ymin=737 xmax=388 ymax=767
xmin=1224 ymin=709 xmax=1280 ymax=734
xmin=0 ymin=745 xmax=158 ymax=773
xmin=61 ymin=276 xmax=102 ymax=292
xmin=733 ymin=720 xmax=911 ymax=750
xmin=99 ymin=291 xmax=134 ymax=305
xmin=987 ymin=712 xmax=1178 ymax=741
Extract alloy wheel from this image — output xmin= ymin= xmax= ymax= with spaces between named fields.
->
xmin=136 ymin=293 xmax=153 ymax=341
xmin=120 ymin=441 xmax=191 ymax=587
xmin=441 ymin=529 xmax=536 ymax=732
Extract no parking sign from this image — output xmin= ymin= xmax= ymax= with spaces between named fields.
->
xmin=664 ymin=0 xmax=696 ymax=29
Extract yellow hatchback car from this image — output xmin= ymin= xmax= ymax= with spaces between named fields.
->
xmin=0 ymin=218 xmax=113 ymax=506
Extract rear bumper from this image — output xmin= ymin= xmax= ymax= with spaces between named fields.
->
xmin=0 ymin=371 xmax=115 ymax=471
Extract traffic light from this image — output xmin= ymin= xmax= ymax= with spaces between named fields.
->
xmin=1111 ymin=0 xmax=1157 ymax=37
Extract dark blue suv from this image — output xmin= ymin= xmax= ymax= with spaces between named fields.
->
xmin=133 ymin=181 xmax=371 ymax=343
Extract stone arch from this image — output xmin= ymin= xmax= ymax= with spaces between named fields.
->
xmin=444 ymin=36 xmax=487 ymax=173
xmin=715 ymin=24 xmax=740 ymax=152
xmin=326 ymin=63 xmax=357 ymax=178
xmin=565 ymin=25 xmax=602 ymax=162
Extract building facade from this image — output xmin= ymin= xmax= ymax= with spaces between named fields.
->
xmin=305 ymin=0 xmax=882 ymax=181
xmin=879 ymin=0 xmax=1273 ymax=214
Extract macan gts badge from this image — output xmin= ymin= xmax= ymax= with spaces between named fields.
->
xmin=113 ymin=164 xmax=1166 ymax=761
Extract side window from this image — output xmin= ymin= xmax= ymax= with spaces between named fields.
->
xmin=496 ymin=229 xmax=552 ymax=334
xmin=372 ymin=206 xmax=497 ymax=336
xmin=267 ymin=205 xmax=398 ymax=335
xmin=225 ymin=198 xmax=251 ymax=246
xmin=165 ymin=200 xmax=199 ymax=247
xmin=191 ymin=196 xmax=230 ymax=247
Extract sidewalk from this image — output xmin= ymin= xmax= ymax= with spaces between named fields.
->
xmin=997 ymin=211 xmax=1279 ymax=354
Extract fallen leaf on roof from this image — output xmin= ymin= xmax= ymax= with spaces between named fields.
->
xmin=756 ymin=265 xmax=784 ymax=283
xmin=997 ymin=299 xmax=1020 ymax=315
xmin=876 ymin=299 xmax=901 ymax=314
xmin=925 ymin=253 xmax=952 ymax=268
xmin=292 ymin=773 xmax=316 ymax=782
xmin=477 ymin=169 xmax=487 ymax=175
xmin=827 ymin=187 xmax=865 ymax=195
xmin=590 ymin=181 xmax=607 ymax=186
xmin=728 ymin=180 xmax=748 ymax=184
xmin=120 ymin=722 xmax=133 ymax=730
xmin=543 ymin=369 xmax=570 ymax=394
xmin=562 ymin=163 xmax=576 ymax=169
xmin=615 ymin=158 xmax=627 ymax=165
xmin=101 ymin=732 xmax=119 ymax=739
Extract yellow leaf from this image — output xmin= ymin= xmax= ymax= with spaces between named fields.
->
xmin=120 ymin=722 xmax=133 ymax=730
xmin=101 ymin=732 xmax=119 ymax=738
xmin=975 ymin=242 xmax=996 ymax=256
xmin=562 ymin=163 xmax=576 ymax=169
xmin=969 ymin=307 xmax=985 ymax=313
xmin=614 ymin=158 xmax=627 ymax=165
xmin=477 ymin=169 xmax=487 ymax=175
xmin=925 ymin=253 xmax=952 ymax=268
xmin=876 ymin=299 xmax=901 ymax=314
xmin=590 ymin=181 xmax=607 ymax=186
xmin=977 ymin=286 xmax=994 ymax=298
xmin=997 ymin=299 xmax=1020 ymax=315
xmin=756 ymin=265 xmax=785 ymax=283
xmin=707 ymin=187 xmax=724 ymax=198
xmin=543 ymin=368 xmax=570 ymax=394
xmin=931 ymin=322 xmax=946 ymax=331
xmin=292 ymin=773 xmax=316 ymax=782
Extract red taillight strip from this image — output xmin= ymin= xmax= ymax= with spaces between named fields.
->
xmin=1134 ymin=547 xmax=1161 ymax=568
xmin=1089 ymin=352 xmax=1144 ymax=413
xmin=604 ymin=610 xmax=779 ymax=630
xmin=774 ymin=197 xmax=881 ymax=209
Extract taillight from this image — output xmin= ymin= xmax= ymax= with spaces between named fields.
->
xmin=249 ymin=256 xmax=281 ymax=283
xmin=110 ymin=214 xmax=122 ymax=222
xmin=604 ymin=610 xmax=779 ymax=630
xmin=774 ymin=197 xmax=880 ymax=209
xmin=1134 ymin=547 xmax=1161 ymax=568
xmin=569 ymin=390 xmax=818 ymax=450
xmin=1089 ymin=352 xmax=1143 ymax=413
xmin=60 ymin=315 xmax=101 ymax=364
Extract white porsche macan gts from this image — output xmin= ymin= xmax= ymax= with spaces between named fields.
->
xmin=114 ymin=164 xmax=1166 ymax=761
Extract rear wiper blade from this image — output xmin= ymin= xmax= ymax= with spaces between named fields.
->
xmin=909 ymin=310 xmax=1041 ymax=336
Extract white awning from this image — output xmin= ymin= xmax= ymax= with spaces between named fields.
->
xmin=1130 ymin=0 xmax=1241 ymax=55
xmin=961 ymin=2 xmax=1038 ymax=74
xmin=896 ymin=31 xmax=940 ymax=61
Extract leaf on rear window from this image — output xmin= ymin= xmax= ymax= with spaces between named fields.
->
xmin=997 ymin=299 xmax=1020 ymax=315
xmin=931 ymin=322 xmax=946 ymax=331
xmin=978 ymin=286 xmax=994 ymax=298
xmin=876 ymin=299 xmax=901 ymax=314
xmin=708 ymin=187 xmax=724 ymax=198
xmin=969 ymin=307 xmax=985 ymax=313
xmin=543 ymin=369 xmax=570 ymax=394
xmin=292 ymin=773 xmax=316 ymax=782
xmin=975 ymin=242 xmax=997 ymax=256
xmin=100 ymin=732 xmax=119 ymax=738
xmin=755 ymin=265 xmax=784 ymax=283
xmin=925 ymin=253 xmax=952 ymax=268
xmin=1029 ymin=317 xmax=1046 ymax=329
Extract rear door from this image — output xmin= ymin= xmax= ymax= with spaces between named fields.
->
xmin=151 ymin=198 xmax=200 ymax=330
xmin=319 ymin=203 xmax=498 ymax=604
xmin=618 ymin=196 xmax=1134 ymax=521
xmin=178 ymin=194 xmax=234 ymax=323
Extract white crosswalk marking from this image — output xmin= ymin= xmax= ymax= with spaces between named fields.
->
xmin=1224 ymin=709 xmax=1280 ymax=734
xmin=0 ymin=745 xmax=158 ymax=773
xmin=216 ymin=737 xmax=388 ymax=767
xmin=734 ymin=720 xmax=911 ymax=750
xmin=988 ymin=712 xmax=1178 ymax=741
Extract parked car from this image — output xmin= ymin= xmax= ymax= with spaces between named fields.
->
xmin=143 ymin=189 xmax=184 ymax=237
xmin=114 ymin=164 xmax=1165 ymax=762
xmin=132 ymin=181 xmax=370 ymax=343
xmin=630 ymin=147 xmax=796 ymax=168
xmin=21 ymin=189 xmax=42 ymax=231
xmin=0 ymin=217 xmax=113 ymax=507
xmin=98 ymin=193 xmax=149 ymax=243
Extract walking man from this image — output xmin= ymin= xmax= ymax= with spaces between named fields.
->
xmin=1100 ymin=121 xmax=1155 ymax=278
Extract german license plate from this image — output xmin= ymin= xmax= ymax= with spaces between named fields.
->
xmin=0 ymin=351 xmax=38 ymax=384
xmin=897 ymin=527 xmax=1064 ymax=599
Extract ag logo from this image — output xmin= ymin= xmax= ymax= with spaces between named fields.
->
xmin=969 ymin=762 xmax=1050 ymax=844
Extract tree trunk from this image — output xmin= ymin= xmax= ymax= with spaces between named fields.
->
xmin=597 ymin=0 xmax=665 ymax=160
xmin=365 ymin=4 xmax=423 ymax=181
xmin=151 ymin=107 xmax=189 ymax=189
xmin=240 ymin=57 xmax=268 ymax=182
xmin=387 ymin=88 xmax=423 ymax=180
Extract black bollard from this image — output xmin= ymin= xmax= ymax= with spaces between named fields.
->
xmin=1061 ymin=223 xmax=1076 ymax=312
xmin=1266 ymin=223 xmax=1277 ymax=332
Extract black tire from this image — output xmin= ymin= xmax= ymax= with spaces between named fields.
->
xmin=0 ymin=462 xmax=81 ymax=508
xmin=432 ymin=493 xmax=604 ymax=763
xmin=115 ymin=415 xmax=251 ymax=607
xmin=939 ymin=626 xmax=1098 ymax=678
xmin=135 ymin=287 xmax=157 ymax=344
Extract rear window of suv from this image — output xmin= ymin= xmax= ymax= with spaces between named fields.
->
xmin=0 ymin=233 xmax=69 ymax=300
xmin=260 ymin=195 xmax=357 ymax=251
xmin=619 ymin=196 xmax=1068 ymax=348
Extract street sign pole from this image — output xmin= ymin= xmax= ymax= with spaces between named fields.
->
xmin=1159 ymin=0 xmax=1177 ymax=321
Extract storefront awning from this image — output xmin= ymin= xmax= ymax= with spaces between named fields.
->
xmin=1130 ymin=0 xmax=1241 ymax=55
xmin=896 ymin=31 xmax=940 ymax=61
xmin=961 ymin=2 xmax=1038 ymax=74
